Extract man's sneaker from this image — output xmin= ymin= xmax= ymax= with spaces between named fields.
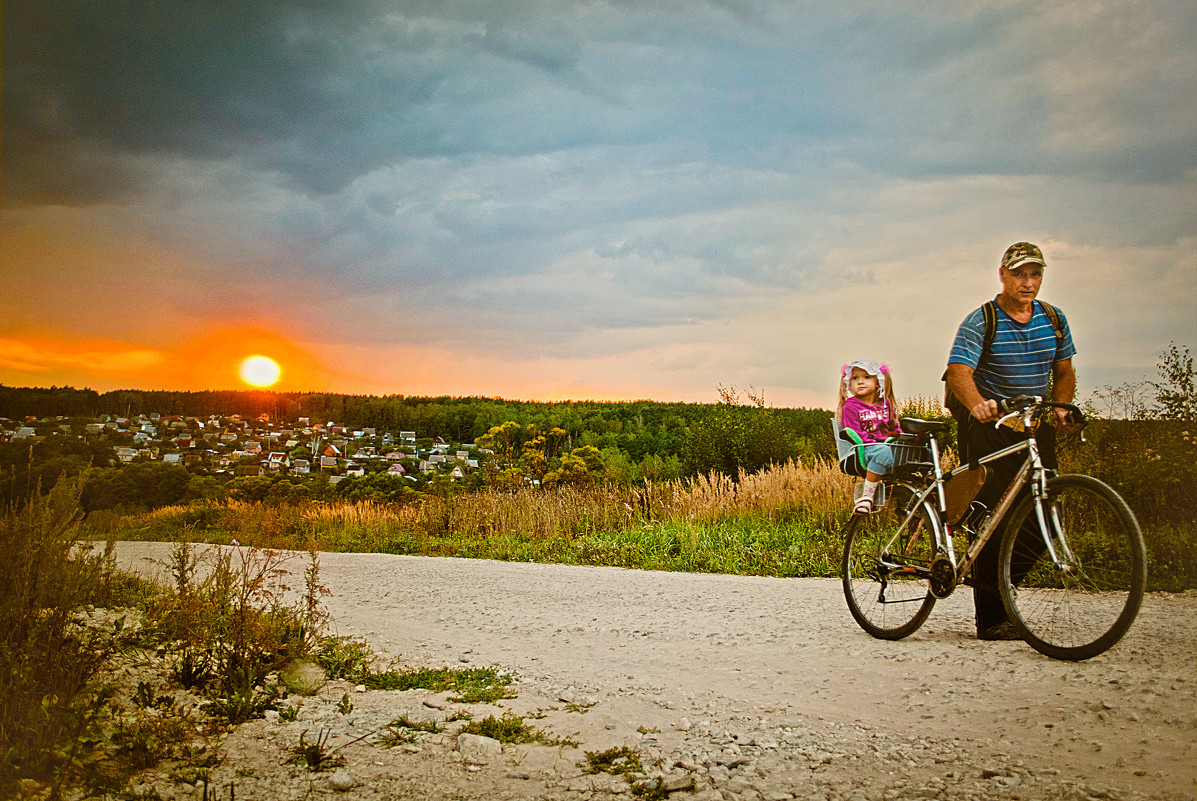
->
xmin=977 ymin=621 xmax=1022 ymax=641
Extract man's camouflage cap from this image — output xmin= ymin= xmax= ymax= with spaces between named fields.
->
xmin=1001 ymin=241 xmax=1046 ymax=271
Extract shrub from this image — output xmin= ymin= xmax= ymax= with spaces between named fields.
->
xmin=0 ymin=480 xmax=123 ymax=794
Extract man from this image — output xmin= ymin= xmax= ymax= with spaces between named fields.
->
xmin=944 ymin=241 xmax=1077 ymax=641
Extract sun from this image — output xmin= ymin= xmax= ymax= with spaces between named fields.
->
xmin=239 ymin=355 xmax=281 ymax=387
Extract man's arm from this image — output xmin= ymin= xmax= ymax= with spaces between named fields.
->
xmin=945 ymin=362 xmax=999 ymax=423
xmin=1051 ymin=358 xmax=1078 ymax=430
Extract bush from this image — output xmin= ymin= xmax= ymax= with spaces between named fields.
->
xmin=684 ymin=386 xmax=804 ymax=479
xmin=0 ymin=480 xmax=121 ymax=793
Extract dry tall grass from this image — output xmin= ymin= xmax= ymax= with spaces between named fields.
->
xmin=664 ymin=459 xmax=853 ymax=531
xmin=107 ymin=458 xmax=854 ymax=553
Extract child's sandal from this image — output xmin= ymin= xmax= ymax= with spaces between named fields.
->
xmin=854 ymin=496 xmax=873 ymax=515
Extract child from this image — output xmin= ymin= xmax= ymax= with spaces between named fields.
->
xmin=837 ymin=358 xmax=903 ymax=513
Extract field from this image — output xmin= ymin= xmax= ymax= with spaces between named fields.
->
xmin=90 ymin=456 xmax=1195 ymax=593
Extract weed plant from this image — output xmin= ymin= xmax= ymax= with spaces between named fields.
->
xmin=459 ymin=710 xmax=575 ymax=746
xmin=583 ymin=745 xmax=643 ymax=776
xmin=364 ymin=666 xmax=515 ymax=702
xmin=292 ymin=728 xmax=342 ymax=771
xmin=314 ymin=635 xmax=374 ymax=683
xmin=379 ymin=715 xmax=444 ymax=746
xmin=0 ymin=480 xmax=130 ymax=795
xmin=145 ymin=541 xmax=322 ymax=701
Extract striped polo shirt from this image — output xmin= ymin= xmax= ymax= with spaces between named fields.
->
xmin=948 ymin=298 xmax=1077 ymax=401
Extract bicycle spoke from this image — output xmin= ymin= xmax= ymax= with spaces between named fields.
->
xmin=999 ymin=475 xmax=1146 ymax=661
xmin=842 ymin=485 xmax=937 ymax=640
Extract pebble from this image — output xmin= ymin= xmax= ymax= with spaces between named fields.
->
xmin=327 ymin=770 xmax=356 ymax=792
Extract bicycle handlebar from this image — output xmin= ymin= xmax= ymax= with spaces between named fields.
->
xmin=994 ymin=396 xmax=1087 ymax=429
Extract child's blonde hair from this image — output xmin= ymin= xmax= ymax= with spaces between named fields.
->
xmin=836 ymin=358 xmax=899 ymax=424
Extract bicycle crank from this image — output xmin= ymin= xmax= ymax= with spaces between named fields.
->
xmin=929 ymin=555 xmax=957 ymax=599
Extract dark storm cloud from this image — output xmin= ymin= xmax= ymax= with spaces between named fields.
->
xmin=2 ymin=0 xmax=1193 ymax=391
xmin=7 ymin=0 xmax=1195 ymax=212
xmin=5 ymin=0 xmax=461 ymax=202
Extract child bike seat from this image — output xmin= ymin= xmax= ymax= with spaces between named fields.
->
xmin=899 ymin=418 xmax=948 ymax=436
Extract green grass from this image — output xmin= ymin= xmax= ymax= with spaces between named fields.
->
xmin=460 ymin=710 xmax=575 ymax=746
xmin=93 ymin=456 xmax=1196 ymax=590
xmin=364 ymin=666 xmax=515 ymax=702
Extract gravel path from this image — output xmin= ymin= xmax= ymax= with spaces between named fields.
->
xmin=111 ymin=543 xmax=1196 ymax=801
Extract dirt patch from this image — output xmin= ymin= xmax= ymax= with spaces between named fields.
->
xmin=110 ymin=542 xmax=1197 ymax=801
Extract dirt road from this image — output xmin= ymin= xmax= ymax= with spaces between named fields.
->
xmin=111 ymin=543 xmax=1197 ymax=801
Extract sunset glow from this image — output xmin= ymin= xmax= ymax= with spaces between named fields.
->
xmin=239 ymin=356 xmax=281 ymax=388
xmin=1 ymin=4 xmax=1192 ymax=402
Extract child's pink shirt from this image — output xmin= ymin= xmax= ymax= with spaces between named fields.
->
xmin=841 ymin=397 xmax=902 ymax=444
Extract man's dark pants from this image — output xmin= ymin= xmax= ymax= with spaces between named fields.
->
xmin=960 ymin=417 xmax=1058 ymax=631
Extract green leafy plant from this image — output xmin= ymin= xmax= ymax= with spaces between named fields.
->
xmin=110 ymin=711 xmax=197 ymax=772
xmin=460 ymin=711 xmax=575 ymax=746
xmin=335 ymin=693 xmax=353 ymax=716
xmin=313 ymin=636 xmax=373 ymax=683
xmin=203 ymin=686 xmax=276 ymax=726
xmin=171 ymin=649 xmax=215 ymax=691
xmin=583 ymin=745 xmax=643 ymax=776
xmin=364 ymin=666 xmax=515 ymax=702
xmin=1151 ymin=342 xmax=1197 ymax=422
xmin=583 ymin=746 xmax=669 ymax=800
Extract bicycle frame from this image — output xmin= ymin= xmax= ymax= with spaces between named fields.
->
xmin=878 ymin=403 xmax=1062 ymax=589
xmin=843 ymin=396 xmax=1145 ymax=660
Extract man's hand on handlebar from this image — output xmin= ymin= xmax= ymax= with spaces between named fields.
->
xmin=1054 ymin=405 xmax=1081 ymax=434
xmin=970 ymin=398 xmax=1000 ymax=423
xmin=979 ymin=395 xmax=1085 ymax=433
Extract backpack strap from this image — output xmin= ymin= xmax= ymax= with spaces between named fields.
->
xmin=979 ymin=299 xmax=1063 ymax=366
xmin=977 ymin=300 xmax=999 ymax=366
xmin=943 ymin=299 xmax=1063 ymax=422
xmin=1037 ymin=300 xmax=1065 ymax=346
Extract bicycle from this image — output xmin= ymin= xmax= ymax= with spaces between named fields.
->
xmin=838 ymin=396 xmax=1147 ymax=661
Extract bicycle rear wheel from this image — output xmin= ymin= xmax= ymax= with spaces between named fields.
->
xmin=842 ymin=484 xmax=938 ymax=640
xmin=999 ymin=474 xmax=1146 ymax=661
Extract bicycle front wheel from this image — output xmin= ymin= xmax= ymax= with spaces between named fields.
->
xmin=999 ymin=474 xmax=1146 ymax=661
xmin=842 ymin=485 xmax=938 ymax=640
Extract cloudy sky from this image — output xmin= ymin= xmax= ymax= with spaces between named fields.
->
xmin=3 ymin=0 xmax=1194 ymax=408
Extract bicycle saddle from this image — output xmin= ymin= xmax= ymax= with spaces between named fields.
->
xmin=900 ymin=418 xmax=948 ymax=435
